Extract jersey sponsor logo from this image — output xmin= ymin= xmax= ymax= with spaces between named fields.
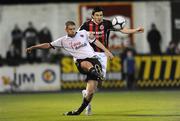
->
xmin=70 ymin=41 xmax=81 ymax=49
xmin=75 ymin=43 xmax=87 ymax=50
xmin=70 ymin=41 xmax=87 ymax=50
xmin=90 ymin=31 xmax=103 ymax=35
xmin=90 ymin=31 xmax=103 ymax=38
xmin=80 ymin=34 xmax=84 ymax=37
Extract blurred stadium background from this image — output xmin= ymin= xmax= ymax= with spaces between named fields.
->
xmin=0 ymin=0 xmax=180 ymax=121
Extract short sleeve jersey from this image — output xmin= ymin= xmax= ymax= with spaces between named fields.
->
xmin=50 ymin=30 xmax=96 ymax=59
xmin=80 ymin=19 xmax=114 ymax=52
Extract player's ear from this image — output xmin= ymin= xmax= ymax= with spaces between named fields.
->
xmin=91 ymin=15 xmax=94 ymax=19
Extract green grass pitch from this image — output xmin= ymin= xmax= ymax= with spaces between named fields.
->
xmin=0 ymin=91 xmax=180 ymax=121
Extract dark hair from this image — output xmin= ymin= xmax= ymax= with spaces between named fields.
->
xmin=92 ymin=7 xmax=104 ymax=15
xmin=65 ymin=21 xmax=75 ymax=28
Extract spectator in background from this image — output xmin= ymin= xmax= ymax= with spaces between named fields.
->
xmin=23 ymin=21 xmax=38 ymax=63
xmin=38 ymin=24 xmax=53 ymax=62
xmin=121 ymin=40 xmax=136 ymax=61
xmin=120 ymin=40 xmax=136 ymax=81
xmin=0 ymin=54 xmax=3 ymax=67
xmin=11 ymin=24 xmax=23 ymax=59
xmin=178 ymin=43 xmax=180 ymax=54
xmin=123 ymin=50 xmax=136 ymax=90
xmin=166 ymin=41 xmax=176 ymax=55
xmin=147 ymin=23 xmax=162 ymax=54
xmin=6 ymin=45 xmax=18 ymax=66
xmin=166 ymin=41 xmax=180 ymax=55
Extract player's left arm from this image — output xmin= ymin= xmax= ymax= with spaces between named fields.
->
xmin=120 ymin=26 xmax=144 ymax=34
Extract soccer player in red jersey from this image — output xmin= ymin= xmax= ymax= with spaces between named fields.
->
xmin=79 ymin=6 xmax=144 ymax=115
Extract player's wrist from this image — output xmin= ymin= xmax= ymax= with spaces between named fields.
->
xmin=134 ymin=28 xmax=139 ymax=33
xmin=30 ymin=46 xmax=35 ymax=50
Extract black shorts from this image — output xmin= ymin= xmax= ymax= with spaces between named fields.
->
xmin=75 ymin=57 xmax=102 ymax=82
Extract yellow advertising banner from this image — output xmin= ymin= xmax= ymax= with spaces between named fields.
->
xmin=60 ymin=55 xmax=180 ymax=89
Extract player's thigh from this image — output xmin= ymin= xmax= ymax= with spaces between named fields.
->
xmin=76 ymin=58 xmax=101 ymax=74
xmin=76 ymin=59 xmax=94 ymax=74
xmin=80 ymin=61 xmax=93 ymax=71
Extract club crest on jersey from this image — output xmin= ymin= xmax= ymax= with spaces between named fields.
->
xmin=80 ymin=34 xmax=84 ymax=37
xmin=100 ymin=25 xmax=104 ymax=30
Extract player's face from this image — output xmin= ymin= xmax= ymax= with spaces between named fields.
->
xmin=92 ymin=11 xmax=103 ymax=24
xmin=66 ymin=25 xmax=76 ymax=37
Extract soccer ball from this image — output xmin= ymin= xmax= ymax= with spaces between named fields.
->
xmin=112 ymin=16 xmax=126 ymax=30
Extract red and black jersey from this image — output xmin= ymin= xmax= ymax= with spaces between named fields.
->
xmin=79 ymin=19 xmax=114 ymax=52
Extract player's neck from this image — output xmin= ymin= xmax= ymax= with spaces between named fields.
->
xmin=67 ymin=32 xmax=77 ymax=38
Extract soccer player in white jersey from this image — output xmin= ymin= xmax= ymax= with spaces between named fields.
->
xmin=26 ymin=21 xmax=114 ymax=116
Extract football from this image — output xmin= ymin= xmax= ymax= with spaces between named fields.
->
xmin=112 ymin=16 xmax=126 ymax=30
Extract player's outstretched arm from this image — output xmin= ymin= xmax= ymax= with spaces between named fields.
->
xmin=120 ymin=26 xmax=144 ymax=34
xmin=26 ymin=43 xmax=51 ymax=53
xmin=94 ymin=40 xmax=114 ymax=59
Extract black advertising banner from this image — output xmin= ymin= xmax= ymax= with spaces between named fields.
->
xmin=171 ymin=2 xmax=180 ymax=44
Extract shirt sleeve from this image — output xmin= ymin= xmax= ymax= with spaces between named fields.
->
xmin=50 ymin=37 xmax=64 ymax=48
xmin=79 ymin=22 xmax=87 ymax=31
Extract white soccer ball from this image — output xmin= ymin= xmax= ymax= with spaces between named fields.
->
xmin=112 ymin=16 xmax=126 ymax=30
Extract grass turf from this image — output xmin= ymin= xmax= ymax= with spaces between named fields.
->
xmin=0 ymin=91 xmax=180 ymax=121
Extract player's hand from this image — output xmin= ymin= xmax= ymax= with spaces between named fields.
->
xmin=136 ymin=27 xmax=144 ymax=33
xmin=105 ymin=50 xmax=114 ymax=60
xmin=26 ymin=47 xmax=32 ymax=53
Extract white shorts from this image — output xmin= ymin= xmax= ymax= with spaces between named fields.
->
xmin=94 ymin=52 xmax=107 ymax=78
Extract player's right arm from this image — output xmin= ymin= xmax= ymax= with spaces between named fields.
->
xmin=26 ymin=43 xmax=52 ymax=53
xmin=94 ymin=40 xmax=114 ymax=59
xmin=26 ymin=36 xmax=64 ymax=53
xmin=86 ymin=30 xmax=114 ymax=59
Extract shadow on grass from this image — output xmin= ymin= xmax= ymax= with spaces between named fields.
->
xmin=94 ymin=109 xmax=180 ymax=117
xmin=94 ymin=113 xmax=180 ymax=117
xmin=121 ymin=114 xmax=180 ymax=117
